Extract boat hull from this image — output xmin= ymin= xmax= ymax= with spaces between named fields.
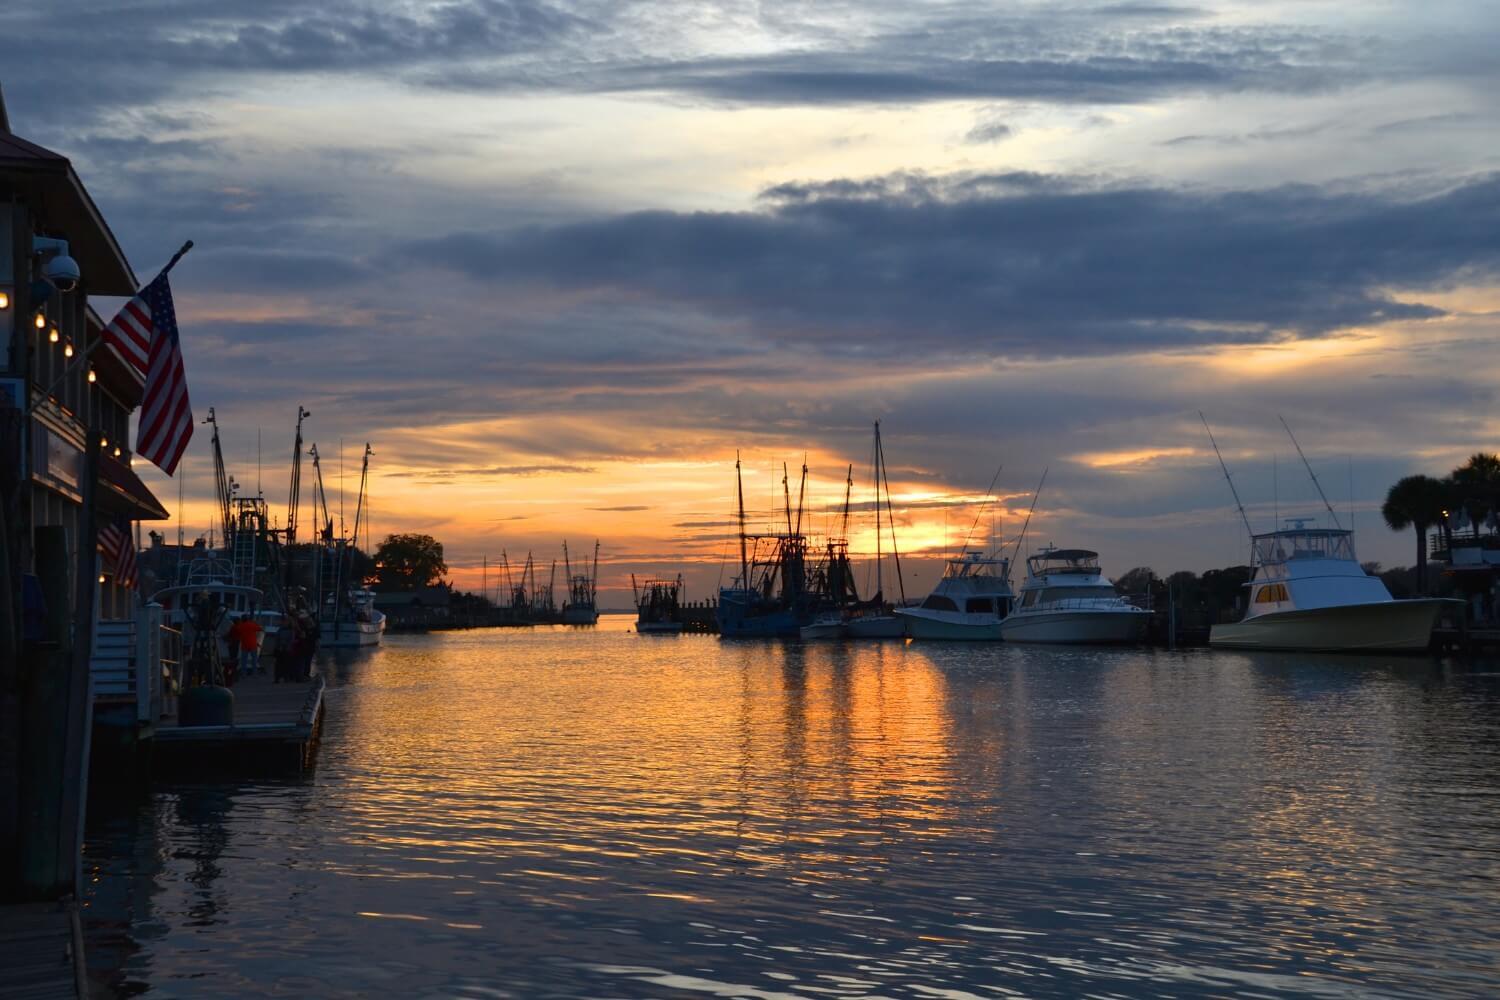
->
xmin=1209 ymin=599 xmax=1453 ymax=652
xmin=562 ymin=606 xmax=599 ymax=625
xmin=798 ymin=621 xmax=847 ymax=640
xmin=636 ymin=620 xmax=683 ymax=634
xmin=320 ymin=615 xmax=386 ymax=648
xmin=846 ymin=615 xmax=905 ymax=639
xmin=1000 ymin=608 xmax=1149 ymax=645
xmin=717 ymin=590 xmax=806 ymax=638
xmin=896 ymin=610 xmax=1004 ymax=641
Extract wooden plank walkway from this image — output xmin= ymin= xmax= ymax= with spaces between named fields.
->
xmin=0 ymin=900 xmax=87 ymax=999
xmin=155 ymin=671 xmax=324 ymax=771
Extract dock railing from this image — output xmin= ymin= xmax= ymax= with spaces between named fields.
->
xmin=91 ymin=603 xmax=182 ymax=723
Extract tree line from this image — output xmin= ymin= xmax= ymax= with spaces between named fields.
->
xmin=1382 ymin=452 xmax=1500 ymax=592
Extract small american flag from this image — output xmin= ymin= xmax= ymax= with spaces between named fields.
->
xmin=112 ymin=274 xmax=193 ymax=476
xmin=99 ymin=520 xmax=138 ymax=590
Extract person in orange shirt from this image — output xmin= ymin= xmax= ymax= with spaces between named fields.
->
xmin=230 ymin=615 xmax=264 ymax=677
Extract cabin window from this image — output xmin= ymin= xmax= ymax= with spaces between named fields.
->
xmin=1022 ymin=591 xmax=1039 ymax=608
xmin=921 ymin=595 xmax=959 ymax=611
xmin=1254 ymin=584 xmax=1288 ymax=603
xmin=965 ymin=597 xmax=993 ymax=614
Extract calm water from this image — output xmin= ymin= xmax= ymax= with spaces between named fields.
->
xmin=83 ymin=617 xmax=1500 ymax=998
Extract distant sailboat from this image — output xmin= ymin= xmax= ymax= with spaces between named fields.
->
xmin=847 ymin=421 xmax=907 ymax=638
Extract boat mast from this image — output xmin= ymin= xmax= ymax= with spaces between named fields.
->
xmin=592 ymin=540 xmax=600 ymax=604
xmin=1200 ymin=412 xmax=1256 ymax=545
xmin=782 ymin=463 xmax=792 ymax=536
xmin=204 ymin=408 xmax=233 ymax=550
xmin=872 ymin=423 xmax=882 ymax=598
xmin=286 ymin=406 xmax=308 ymax=546
xmin=957 ymin=463 xmax=1004 ymax=558
xmin=1278 ymin=415 xmax=1343 ymax=529
xmin=794 ymin=458 xmax=808 ymax=538
xmin=736 ymin=453 xmax=748 ymax=589
xmin=877 ymin=424 xmax=907 ymax=604
xmin=563 ymin=540 xmax=572 ymax=594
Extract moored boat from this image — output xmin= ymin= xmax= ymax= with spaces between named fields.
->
xmin=896 ymin=552 xmax=1015 ymax=640
xmin=1209 ymin=521 xmax=1456 ymax=652
xmin=1000 ymin=547 xmax=1149 ymax=644
xmin=634 ymin=574 xmax=685 ymax=634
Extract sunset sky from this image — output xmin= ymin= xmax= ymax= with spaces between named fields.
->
xmin=5 ymin=0 xmax=1497 ymax=602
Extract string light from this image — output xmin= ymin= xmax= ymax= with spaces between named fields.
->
xmin=34 ymin=312 xmax=45 ymax=329
xmin=49 ymin=328 xmax=59 ymax=343
xmin=98 ymin=574 xmax=106 ymax=584
xmin=99 ymin=436 xmax=108 ymax=448
xmin=63 ymin=341 xmax=74 ymax=358
xmin=113 ymin=446 xmax=122 ymax=457
xmin=0 ymin=291 xmax=9 ymax=309
xmin=87 ymin=368 xmax=97 ymax=383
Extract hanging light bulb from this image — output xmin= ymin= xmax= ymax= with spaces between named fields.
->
xmin=34 ymin=312 xmax=46 ymax=330
xmin=113 ymin=446 xmax=122 ymax=458
xmin=49 ymin=327 xmax=59 ymax=343
xmin=98 ymin=574 xmax=106 ymax=584
xmin=87 ymin=368 xmax=97 ymax=383
xmin=0 ymin=291 xmax=10 ymax=309
xmin=99 ymin=436 xmax=108 ymax=448
xmin=63 ymin=341 xmax=74 ymax=358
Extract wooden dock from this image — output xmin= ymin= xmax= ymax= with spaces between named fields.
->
xmin=154 ymin=672 xmax=325 ymax=771
xmin=0 ymin=900 xmax=87 ymax=1000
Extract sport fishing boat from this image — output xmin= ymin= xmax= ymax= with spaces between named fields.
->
xmin=1209 ymin=521 xmax=1457 ymax=652
xmin=896 ymin=552 xmax=1015 ymax=640
xmin=1000 ymin=547 xmax=1149 ymax=644
xmin=150 ymin=554 xmax=268 ymax=664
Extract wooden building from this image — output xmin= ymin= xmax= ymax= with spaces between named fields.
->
xmin=0 ymin=85 xmax=166 ymax=926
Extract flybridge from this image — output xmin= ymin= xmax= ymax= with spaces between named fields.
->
xmin=1252 ymin=523 xmax=1356 ymax=567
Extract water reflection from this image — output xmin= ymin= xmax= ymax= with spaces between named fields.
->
xmin=84 ymin=623 xmax=1500 ymax=998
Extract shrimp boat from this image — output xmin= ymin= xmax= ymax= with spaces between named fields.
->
xmin=719 ymin=456 xmax=825 ymax=638
xmin=1209 ymin=521 xmax=1456 ymax=651
xmin=633 ymin=574 xmax=684 ymax=633
xmin=1000 ymin=547 xmax=1149 ymax=644
xmin=311 ymin=442 xmax=385 ymax=647
xmin=896 ymin=552 xmax=1015 ymax=640
xmin=561 ymin=540 xmax=601 ymax=625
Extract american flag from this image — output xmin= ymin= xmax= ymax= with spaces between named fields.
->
xmin=105 ymin=274 xmax=193 ymax=476
xmin=99 ymin=520 xmax=138 ymax=590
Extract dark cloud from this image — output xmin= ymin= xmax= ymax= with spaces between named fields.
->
xmin=397 ymin=170 xmax=1500 ymax=359
xmin=387 ymin=464 xmax=597 ymax=479
xmin=964 ymin=118 xmax=1014 ymax=145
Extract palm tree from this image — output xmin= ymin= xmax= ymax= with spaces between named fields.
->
xmin=1383 ymin=474 xmax=1448 ymax=594
xmin=1450 ymin=452 xmax=1500 ymax=538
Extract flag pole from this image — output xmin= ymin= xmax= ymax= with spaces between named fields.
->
xmin=27 ymin=241 xmax=194 ymax=415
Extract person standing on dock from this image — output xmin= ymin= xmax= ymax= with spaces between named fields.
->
xmin=231 ymin=615 xmax=264 ymax=677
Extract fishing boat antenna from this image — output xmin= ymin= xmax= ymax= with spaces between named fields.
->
xmin=957 ymin=463 xmax=1004 ymax=557
xmin=1006 ymin=467 xmax=1048 ymax=582
xmin=1278 ymin=415 xmax=1343 ymax=529
xmin=1200 ymin=411 xmax=1255 ymax=544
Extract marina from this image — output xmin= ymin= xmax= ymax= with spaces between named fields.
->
xmin=76 ymin=624 xmax=1500 ymax=999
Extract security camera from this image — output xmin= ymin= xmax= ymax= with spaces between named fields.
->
xmin=42 ymin=253 xmax=80 ymax=293
xmin=32 ymin=236 xmax=81 ymax=293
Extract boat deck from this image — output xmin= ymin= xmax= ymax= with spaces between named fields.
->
xmin=155 ymin=671 xmax=324 ymax=771
xmin=0 ymin=900 xmax=87 ymax=1000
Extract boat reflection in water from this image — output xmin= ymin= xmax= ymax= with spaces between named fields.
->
xmin=83 ymin=624 xmax=1500 ymax=999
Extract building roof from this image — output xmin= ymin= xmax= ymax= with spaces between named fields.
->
xmin=0 ymin=89 xmax=137 ymax=296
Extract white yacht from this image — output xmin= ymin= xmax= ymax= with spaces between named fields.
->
xmin=896 ymin=552 xmax=1015 ymax=640
xmin=1000 ymin=547 xmax=1149 ymax=644
xmin=320 ymin=587 xmax=387 ymax=647
xmin=1210 ymin=520 xmax=1457 ymax=652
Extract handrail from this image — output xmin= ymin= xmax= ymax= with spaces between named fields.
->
xmin=1016 ymin=597 xmax=1147 ymax=613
